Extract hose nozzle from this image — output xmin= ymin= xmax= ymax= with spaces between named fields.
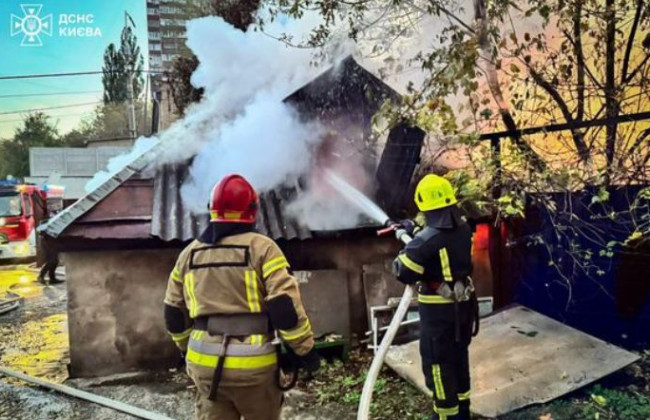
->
xmin=377 ymin=219 xmax=398 ymax=236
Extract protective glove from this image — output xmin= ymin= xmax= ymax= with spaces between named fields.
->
xmin=398 ymin=219 xmax=416 ymax=236
xmin=298 ymin=347 xmax=321 ymax=374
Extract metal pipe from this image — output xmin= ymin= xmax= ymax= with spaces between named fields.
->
xmin=357 ymin=228 xmax=413 ymax=420
xmin=0 ymin=367 xmax=175 ymax=420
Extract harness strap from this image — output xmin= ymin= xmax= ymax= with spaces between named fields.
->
xmin=208 ymin=335 xmax=230 ymax=401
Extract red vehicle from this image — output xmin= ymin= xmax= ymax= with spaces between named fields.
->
xmin=0 ymin=180 xmax=64 ymax=261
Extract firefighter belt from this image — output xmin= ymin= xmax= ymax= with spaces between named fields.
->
xmin=192 ymin=313 xmax=276 ymax=401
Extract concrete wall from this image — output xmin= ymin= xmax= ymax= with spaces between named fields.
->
xmin=62 ymin=236 xmax=400 ymax=377
xmin=296 ymin=270 xmax=351 ymax=340
xmin=29 ymin=147 xmax=130 ymax=177
xmin=63 ymin=249 xmax=180 ymax=377
xmin=284 ymin=236 xmax=402 ymax=338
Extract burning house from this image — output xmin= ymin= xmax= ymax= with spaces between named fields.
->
xmin=42 ymin=57 xmax=464 ymax=377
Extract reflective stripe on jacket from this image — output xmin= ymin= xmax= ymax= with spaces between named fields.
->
xmin=164 ymin=232 xmax=314 ymax=364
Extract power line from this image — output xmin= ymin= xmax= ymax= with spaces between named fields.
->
xmin=0 ymin=90 xmax=102 ymax=99
xmin=0 ymin=70 xmax=163 ymax=81
xmin=0 ymin=112 xmax=92 ymax=125
xmin=0 ymin=101 xmax=101 ymax=116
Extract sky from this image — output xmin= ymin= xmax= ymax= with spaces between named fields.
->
xmin=0 ymin=0 xmax=149 ymax=139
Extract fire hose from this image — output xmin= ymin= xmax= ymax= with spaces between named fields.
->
xmin=357 ymin=224 xmax=413 ymax=420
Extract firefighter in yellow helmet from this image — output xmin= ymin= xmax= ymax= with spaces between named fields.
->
xmin=164 ymin=174 xmax=319 ymax=420
xmin=392 ymin=174 xmax=478 ymax=420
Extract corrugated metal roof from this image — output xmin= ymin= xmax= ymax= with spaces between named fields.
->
xmin=40 ymin=147 xmax=158 ymax=238
xmin=150 ymin=163 xmax=312 ymax=242
xmin=151 ymin=163 xmax=207 ymax=242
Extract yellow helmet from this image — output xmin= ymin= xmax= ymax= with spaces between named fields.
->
xmin=414 ymin=174 xmax=457 ymax=211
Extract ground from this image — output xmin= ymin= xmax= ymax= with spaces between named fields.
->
xmin=0 ymin=264 xmax=649 ymax=420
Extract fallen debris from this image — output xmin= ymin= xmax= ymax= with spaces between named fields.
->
xmin=385 ymin=305 xmax=640 ymax=418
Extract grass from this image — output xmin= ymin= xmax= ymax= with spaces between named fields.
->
xmin=298 ymin=350 xmax=430 ymax=420
xmin=296 ymin=349 xmax=650 ymax=420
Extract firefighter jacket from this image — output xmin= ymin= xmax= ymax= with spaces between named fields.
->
xmin=393 ymin=222 xmax=473 ymax=303
xmin=164 ymin=231 xmax=314 ymax=386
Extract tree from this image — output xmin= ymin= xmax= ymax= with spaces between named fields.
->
xmin=102 ymin=26 xmax=145 ymax=104
xmin=82 ymin=102 xmax=150 ymax=143
xmin=168 ymin=56 xmax=204 ymax=115
xmin=268 ymin=0 xmax=650 ymax=289
xmin=166 ymin=0 xmax=261 ymax=114
xmin=0 ymin=113 xmax=62 ymax=179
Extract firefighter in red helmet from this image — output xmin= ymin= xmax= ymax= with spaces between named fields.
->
xmin=164 ymin=174 xmax=319 ymax=420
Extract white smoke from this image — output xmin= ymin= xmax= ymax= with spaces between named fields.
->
xmin=180 ymin=94 xmax=323 ymax=213
xmin=286 ymin=189 xmax=365 ymax=230
xmin=160 ymin=15 xmax=364 ymax=223
xmin=84 ymin=136 xmax=159 ymax=193
xmin=156 ymin=15 xmax=341 ymax=166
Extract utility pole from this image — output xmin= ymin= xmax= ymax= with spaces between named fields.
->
xmin=124 ymin=12 xmax=137 ymax=141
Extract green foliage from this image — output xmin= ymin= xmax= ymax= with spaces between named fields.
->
xmin=0 ymin=113 xmax=79 ymax=179
xmin=582 ymin=385 xmax=650 ymax=420
xmin=81 ymin=102 xmax=150 ymax=142
xmin=102 ymin=26 xmax=144 ymax=105
xmin=303 ymin=355 xmax=429 ymax=420
xmin=167 ymin=56 xmax=204 ymax=116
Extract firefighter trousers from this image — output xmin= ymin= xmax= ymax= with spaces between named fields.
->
xmin=419 ymin=300 xmax=473 ymax=420
xmin=189 ymin=362 xmax=283 ymax=420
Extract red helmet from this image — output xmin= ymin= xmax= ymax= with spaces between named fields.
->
xmin=209 ymin=174 xmax=258 ymax=224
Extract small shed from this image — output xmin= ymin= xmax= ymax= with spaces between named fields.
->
xmin=43 ymin=57 xmax=428 ymax=377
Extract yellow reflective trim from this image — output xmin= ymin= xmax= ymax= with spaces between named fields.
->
xmin=186 ymin=347 xmax=277 ymax=369
xmin=251 ymin=271 xmax=261 ymax=312
xmin=169 ymin=328 xmax=191 ymax=342
xmin=245 ymin=271 xmax=254 ymax=312
xmin=210 ymin=211 xmax=244 ymax=221
xmin=171 ymin=268 xmax=181 ymax=283
xmin=432 ymin=364 xmax=446 ymax=400
xmin=433 ymin=405 xmax=459 ymax=416
xmin=263 ymin=257 xmax=289 ymax=278
xmin=185 ymin=273 xmax=198 ymax=317
xmin=280 ymin=320 xmax=312 ymax=341
xmin=245 ymin=271 xmax=261 ymax=313
xmin=418 ymin=294 xmax=454 ymax=304
xmin=398 ymin=254 xmax=424 ymax=275
xmin=439 ymin=248 xmax=452 ymax=282
xmin=458 ymin=390 xmax=471 ymax=401
xmin=250 ymin=334 xmax=265 ymax=346
xmin=264 ymin=262 xmax=289 ymax=278
xmin=263 ymin=257 xmax=286 ymax=271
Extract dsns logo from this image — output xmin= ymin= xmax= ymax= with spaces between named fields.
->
xmin=10 ymin=4 xmax=53 ymax=47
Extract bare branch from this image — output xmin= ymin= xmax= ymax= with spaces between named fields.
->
xmin=604 ymin=0 xmax=618 ymax=181
xmin=529 ymin=67 xmax=590 ymax=161
xmin=573 ymin=0 xmax=585 ymax=121
xmin=621 ymin=0 xmax=643 ymax=83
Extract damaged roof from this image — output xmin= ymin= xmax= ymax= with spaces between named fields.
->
xmin=41 ymin=57 xmax=418 ymax=242
xmin=151 ymin=163 xmax=311 ymax=242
